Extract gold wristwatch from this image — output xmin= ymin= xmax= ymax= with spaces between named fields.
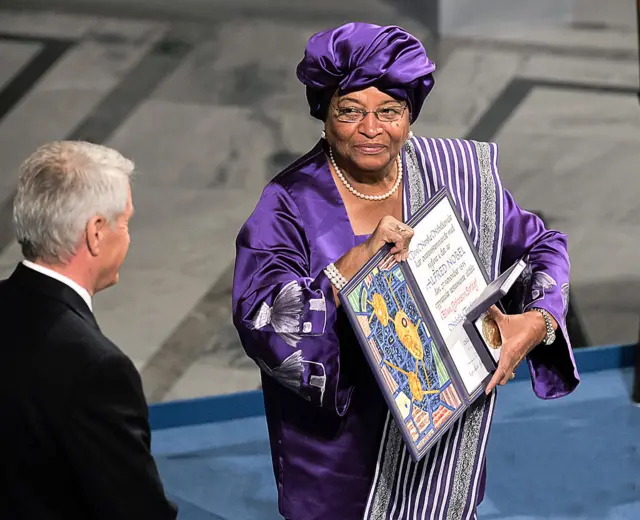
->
xmin=532 ymin=308 xmax=555 ymax=345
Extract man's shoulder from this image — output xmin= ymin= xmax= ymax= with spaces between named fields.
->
xmin=0 ymin=275 xmax=17 ymax=302
xmin=48 ymin=313 xmax=127 ymax=367
xmin=46 ymin=319 xmax=139 ymax=401
xmin=4 ymin=289 xmax=128 ymax=375
xmin=0 ymin=290 xmax=136 ymax=407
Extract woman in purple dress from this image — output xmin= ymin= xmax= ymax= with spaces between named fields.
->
xmin=232 ymin=22 xmax=579 ymax=520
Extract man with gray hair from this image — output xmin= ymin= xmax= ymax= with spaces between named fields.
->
xmin=0 ymin=141 xmax=177 ymax=519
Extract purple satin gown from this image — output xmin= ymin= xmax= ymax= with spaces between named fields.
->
xmin=232 ymin=137 xmax=579 ymax=520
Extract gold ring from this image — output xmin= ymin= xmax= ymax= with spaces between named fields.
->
xmin=509 ymin=372 xmax=516 ymax=380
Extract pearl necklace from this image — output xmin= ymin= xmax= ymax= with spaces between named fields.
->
xmin=329 ymin=148 xmax=402 ymax=201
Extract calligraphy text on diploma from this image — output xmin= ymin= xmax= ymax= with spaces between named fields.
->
xmin=408 ymin=198 xmax=489 ymax=393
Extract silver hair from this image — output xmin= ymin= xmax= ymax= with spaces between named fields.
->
xmin=13 ymin=140 xmax=134 ymax=264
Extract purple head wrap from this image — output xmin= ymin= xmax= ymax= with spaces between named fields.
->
xmin=296 ymin=23 xmax=436 ymax=124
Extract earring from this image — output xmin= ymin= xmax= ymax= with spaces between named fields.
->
xmin=321 ymin=129 xmax=326 ymax=139
xmin=408 ymin=130 xmax=414 ymax=139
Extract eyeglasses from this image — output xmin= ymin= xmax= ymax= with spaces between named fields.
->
xmin=331 ymin=104 xmax=408 ymax=123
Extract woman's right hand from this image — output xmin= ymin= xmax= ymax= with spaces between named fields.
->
xmin=331 ymin=216 xmax=415 ymax=305
xmin=365 ymin=216 xmax=415 ymax=263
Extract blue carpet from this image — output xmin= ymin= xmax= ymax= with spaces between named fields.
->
xmin=152 ymin=368 xmax=640 ymax=519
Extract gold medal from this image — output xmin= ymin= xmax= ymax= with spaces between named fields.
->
xmin=481 ymin=314 xmax=502 ymax=349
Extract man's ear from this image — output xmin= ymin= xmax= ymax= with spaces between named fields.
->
xmin=85 ymin=215 xmax=106 ymax=257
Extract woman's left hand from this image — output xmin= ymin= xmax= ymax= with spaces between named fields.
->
xmin=484 ymin=306 xmax=550 ymax=394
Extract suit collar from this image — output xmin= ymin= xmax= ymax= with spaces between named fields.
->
xmin=21 ymin=260 xmax=93 ymax=311
xmin=9 ymin=263 xmax=99 ymax=330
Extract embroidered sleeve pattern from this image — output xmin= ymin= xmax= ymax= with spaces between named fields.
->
xmin=232 ymin=182 xmax=354 ymax=415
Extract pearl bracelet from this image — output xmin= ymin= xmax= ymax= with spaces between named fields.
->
xmin=324 ymin=263 xmax=348 ymax=291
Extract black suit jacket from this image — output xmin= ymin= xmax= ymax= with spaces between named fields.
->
xmin=0 ymin=263 xmax=178 ymax=519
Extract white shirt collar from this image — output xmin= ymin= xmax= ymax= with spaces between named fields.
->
xmin=22 ymin=260 xmax=93 ymax=311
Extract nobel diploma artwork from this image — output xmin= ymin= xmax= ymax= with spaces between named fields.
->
xmin=340 ymin=188 xmax=525 ymax=461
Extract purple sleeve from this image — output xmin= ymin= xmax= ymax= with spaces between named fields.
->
xmin=232 ymin=182 xmax=354 ymax=415
xmin=500 ymin=188 xmax=580 ymax=399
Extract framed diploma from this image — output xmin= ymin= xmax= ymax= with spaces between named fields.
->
xmin=339 ymin=187 xmax=525 ymax=462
